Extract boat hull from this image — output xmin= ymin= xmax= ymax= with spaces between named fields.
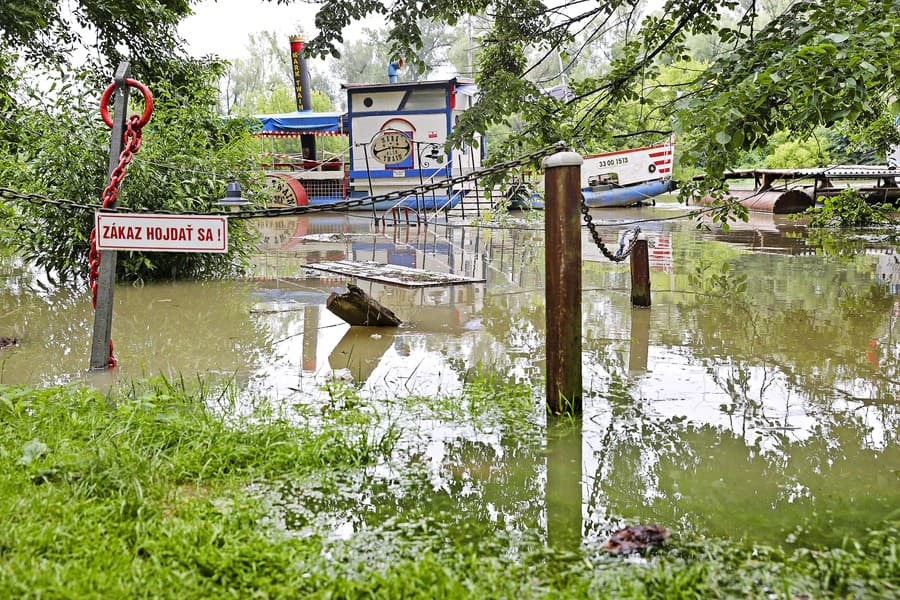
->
xmin=581 ymin=179 xmax=676 ymax=208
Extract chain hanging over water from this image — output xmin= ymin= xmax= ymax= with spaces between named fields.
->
xmin=580 ymin=196 xmax=641 ymax=262
xmin=1 ymin=141 xmax=569 ymax=220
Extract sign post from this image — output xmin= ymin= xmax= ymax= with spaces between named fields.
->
xmin=90 ymin=63 xmax=130 ymax=371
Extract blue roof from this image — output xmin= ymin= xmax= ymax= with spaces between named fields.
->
xmin=254 ymin=111 xmax=347 ymax=135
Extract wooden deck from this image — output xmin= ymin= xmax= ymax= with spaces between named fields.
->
xmin=305 ymin=260 xmax=485 ymax=288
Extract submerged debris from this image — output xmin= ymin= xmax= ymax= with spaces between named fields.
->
xmin=603 ymin=525 xmax=671 ymax=554
xmin=0 ymin=336 xmax=18 ymax=348
xmin=326 ymin=284 xmax=402 ymax=327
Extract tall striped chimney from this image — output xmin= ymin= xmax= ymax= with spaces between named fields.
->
xmin=289 ymin=35 xmax=316 ymax=160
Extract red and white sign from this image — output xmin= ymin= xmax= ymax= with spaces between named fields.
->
xmin=582 ymin=141 xmax=675 ymax=187
xmin=95 ymin=213 xmax=228 ymax=253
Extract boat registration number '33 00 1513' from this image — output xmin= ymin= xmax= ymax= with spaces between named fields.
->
xmin=95 ymin=213 xmax=228 ymax=253
xmin=581 ymin=141 xmax=675 ymax=187
xmin=592 ymin=156 xmax=630 ymax=169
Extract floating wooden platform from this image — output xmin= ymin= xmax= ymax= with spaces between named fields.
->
xmin=305 ymin=260 xmax=485 ymax=288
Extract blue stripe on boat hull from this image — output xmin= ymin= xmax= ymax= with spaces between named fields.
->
xmin=581 ymin=180 xmax=675 ymax=208
xmin=305 ymin=192 xmax=462 ymax=212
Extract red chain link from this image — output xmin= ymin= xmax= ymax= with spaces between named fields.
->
xmin=89 ymin=80 xmax=153 ymax=368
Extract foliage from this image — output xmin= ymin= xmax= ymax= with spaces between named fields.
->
xmin=0 ymin=379 xmax=897 ymax=597
xmin=805 ymin=188 xmax=896 ymax=228
xmin=335 ymin=21 xmax=455 ymax=86
xmin=763 ymin=139 xmax=830 ymax=169
xmin=676 ymin=0 xmax=900 ymax=192
xmin=0 ymin=0 xmax=192 ymax=74
xmin=306 ymin=0 xmax=900 ymax=226
xmin=734 ymin=129 xmax=831 ymax=169
xmin=1 ymin=58 xmax=260 ymax=282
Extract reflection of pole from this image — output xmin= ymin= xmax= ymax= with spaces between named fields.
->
xmin=543 ymin=151 xmax=583 ymax=415
xmin=302 ymin=306 xmax=319 ymax=371
xmin=628 ymin=307 xmax=651 ymax=375
xmin=546 ymin=416 xmax=583 ymax=551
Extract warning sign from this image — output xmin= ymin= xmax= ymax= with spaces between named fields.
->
xmin=95 ymin=213 xmax=228 ymax=253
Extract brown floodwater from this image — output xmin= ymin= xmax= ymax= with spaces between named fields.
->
xmin=1 ymin=201 xmax=898 ymax=548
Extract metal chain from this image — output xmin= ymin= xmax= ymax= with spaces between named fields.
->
xmin=1 ymin=141 xmax=569 ymax=220
xmin=88 ymin=77 xmax=152 ymax=369
xmin=580 ymin=196 xmax=641 ymax=262
xmin=89 ymin=113 xmax=144 ymax=311
xmin=0 ymin=186 xmax=101 ymax=212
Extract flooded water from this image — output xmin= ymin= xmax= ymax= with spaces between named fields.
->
xmin=1 ymin=201 xmax=898 ymax=549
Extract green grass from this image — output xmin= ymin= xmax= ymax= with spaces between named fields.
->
xmin=0 ymin=379 xmax=897 ymax=598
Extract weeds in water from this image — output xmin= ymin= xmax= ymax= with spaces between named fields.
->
xmin=0 ymin=377 xmax=897 ymax=598
xmin=804 ymin=188 xmax=897 ymax=228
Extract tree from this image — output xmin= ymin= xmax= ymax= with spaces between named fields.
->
xmin=2 ymin=57 xmax=259 ymax=282
xmin=1 ymin=2 xmax=269 ymax=282
xmin=0 ymin=0 xmax=192 ymax=77
xmin=336 ymin=21 xmax=455 ymax=86
xmin=305 ymin=0 xmax=900 ymax=210
xmin=221 ymin=31 xmax=340 ymax=114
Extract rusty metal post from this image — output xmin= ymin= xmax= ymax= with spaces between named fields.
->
xmin=90 ymin=62 xmax=130 ymax=371
xmin=543 ymin=151 xmax=583 ymax=415
xmin=630 ymin=237 xmax=651 ymax=307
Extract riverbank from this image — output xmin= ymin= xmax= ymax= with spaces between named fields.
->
xmin=1 ymin=379 xmax=897 ymax=598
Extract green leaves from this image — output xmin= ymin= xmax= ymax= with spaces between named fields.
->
xmin=805 ymin=189 xmax=897 ymax=228
xmin=3 ymin=58 xmax=259 ymax=281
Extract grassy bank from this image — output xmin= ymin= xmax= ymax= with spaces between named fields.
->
xmin=0 ymin=379 xmax=897 ymax=598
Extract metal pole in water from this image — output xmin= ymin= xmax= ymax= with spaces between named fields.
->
xmin=543 ymin=150 xmax=583 ymax=415
xmin=630 ymin=237 xmax=651 ymax=307
xmin=90 ymin=62 xmax=131 ymax=371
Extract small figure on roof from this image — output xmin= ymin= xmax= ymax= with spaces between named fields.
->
xmin=388 ymin=58 xmax=404 ymax=83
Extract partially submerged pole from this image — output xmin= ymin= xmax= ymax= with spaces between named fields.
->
xmin=630 ymin=238 xmax=651 ymax=307
xmin=90 ymin=62 xmax=130 ymax=371
xmin=543 ymin=151 xmax=583 ymax=415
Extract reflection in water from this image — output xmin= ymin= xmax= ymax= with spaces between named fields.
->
xmin=302 ymin=305 xmax=319 ymax=371
xmin=628 ymin=307 xmax=651 ymax=375
xmin=329 ymin=326 xmax=395 ymax=384
xmin=546 ymin=417 xmax=583 ymax=550
xmin=1 ymin=206 xmax=898 ymax=547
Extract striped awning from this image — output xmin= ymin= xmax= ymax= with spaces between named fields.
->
xmin=255 ymin=131 xmax=347 ymax=138
xmin=252 ymin=111 xmax=347 ymax=137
